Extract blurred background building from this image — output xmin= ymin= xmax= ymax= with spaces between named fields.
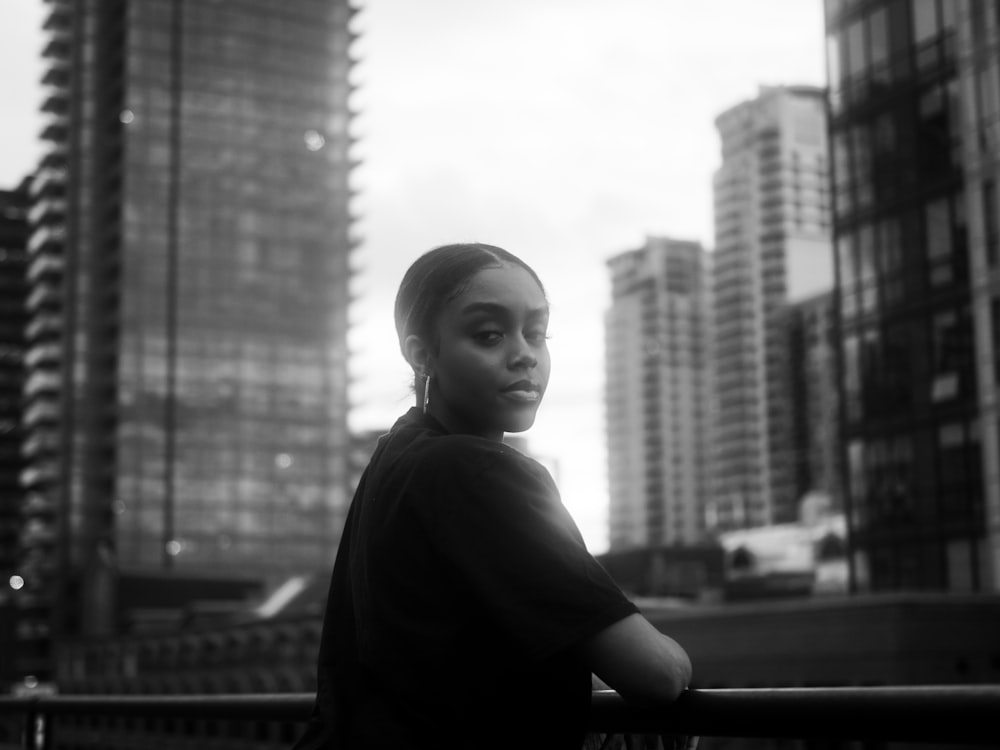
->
xmin=605 ymin=236 xmax=712 ymax=550
xmin=14 ymin=0 xmax=358 ymax=681
xmin=0 ymin=179 xmax=30 ymax=689
xmin=786 ymin=291 xmax=843 ymax=512
xmin=709 ymin=85 xmax=833 ymax=532
xmin=826 ymin=0 xmax=999 ymax=591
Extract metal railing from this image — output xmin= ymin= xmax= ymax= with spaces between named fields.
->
xmin=0 ymin=685 xmax=997 ymax=749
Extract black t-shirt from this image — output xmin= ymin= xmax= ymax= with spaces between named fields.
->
xmin=292 ymin=408 xmax=638 ymax=750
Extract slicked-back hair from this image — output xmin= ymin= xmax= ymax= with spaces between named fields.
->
xmin=393 ymin=243 xmax=546 ymax=357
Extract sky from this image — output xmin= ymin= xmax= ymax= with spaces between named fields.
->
xmin=0 ymin=0 xmax=828 ymax=554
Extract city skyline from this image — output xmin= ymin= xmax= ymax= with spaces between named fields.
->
xmin=0 ymin=1 xmax=829 ymax=553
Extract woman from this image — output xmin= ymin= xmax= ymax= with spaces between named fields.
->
xmin=293 ymin=243 xmax=694 ymax=749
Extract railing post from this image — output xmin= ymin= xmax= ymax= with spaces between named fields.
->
xmin=21 ymin=705 xmax=48 ymax=750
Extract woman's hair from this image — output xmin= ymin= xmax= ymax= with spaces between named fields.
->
xmin=394 ymin=242 xmax=546 ymax=356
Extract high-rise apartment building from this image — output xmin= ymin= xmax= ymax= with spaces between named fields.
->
xmin=605 ymin=237 xmax=712 ymax=550
xmin=826 ymin=0 xmax=999 ymax=591
xmin=0 ymin=179 xmax=29 ymax=687
xmin=711 ymin=85 xmax=833 ymax=531
xmin=17 ymin=0 xmax=357 ymax=673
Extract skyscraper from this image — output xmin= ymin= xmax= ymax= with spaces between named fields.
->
xmin=0 ymin=179 xmax=29 ymax=687
xmin=18 ymin=0 xmax=357 ymax=672
xmin=825 ymin=0 xmax=999 ymax=591
xmin=605 ymin=236 xmax=712 ymax=550
xmin=711 ymin=85 xmax=833 ymax=531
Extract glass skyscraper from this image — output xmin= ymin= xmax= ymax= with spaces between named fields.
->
xmin=19 ymin=0 xmax=357 ymax=672
xmin=826 ymin=0 xmax=999 ymax=590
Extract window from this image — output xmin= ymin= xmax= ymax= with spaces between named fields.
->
xmin=842 ymin=334 xmax=861 ymax=423
xmin=858 ymin=223 xmax=878 ymax=315
xmin=837 ymin=234 xmax=859 ymax=319
xmin=826 ymin=34 xmax=843 ymax=113
xmin=832 ymin=131 xmax=853 ymax=215
xmin=925 ymin=197 xmax=953 ymax=286
xmin=990 ymin=298 xmax=1000 ymax=384
xmin=878 ymin=216 xmax=904 ymax=307
xmin=851 ymin=124 xmax=872 ymax=209
xmin=868 ymin=7 xmax=890 ymax=85
xmin=912 ymin=0 xmax=940 ymax=54
xmin=984 ymin=180 xmax=998 ymax=268
xmin=846 ymin=18 xmax=867 ymax=78
xmin=917 ymin=85 xmax=953 ymax=181
xmin=977 ymin=68 xmax=999 ymax=152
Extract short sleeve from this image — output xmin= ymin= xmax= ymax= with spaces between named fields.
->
xmin=423 ymin=444 xmax=638 ymax=661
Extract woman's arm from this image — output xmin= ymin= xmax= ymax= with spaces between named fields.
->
xmin=582 ymin=613 xmax=692 ymax=707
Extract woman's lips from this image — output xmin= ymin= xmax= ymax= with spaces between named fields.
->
xmin=502 ymin=389 xmax=540 ymax=403
xmin=501 ymin=381 xmax=541 ymax=402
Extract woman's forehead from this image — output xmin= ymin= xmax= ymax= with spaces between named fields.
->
xmin=453 ymin=264 xmax=547 ymax=308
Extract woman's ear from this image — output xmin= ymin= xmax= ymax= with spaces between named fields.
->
xmin=402 ymin=334 xmax=432 ymax=378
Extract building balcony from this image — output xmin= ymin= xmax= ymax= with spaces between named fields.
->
xmin=25 ymin=313 xmax=62 ymax=343
xmin=25 ymin=254 xmax=64 ymax=292
xmin=26 ymin=280 xmax=61 ymax=314
xmin=24 ymin=342 xmax=61 ymax=369
xmin=22 ymin=398 xmax=59 ymax=428
xmin=22 ymin=491 xmax=57 ymax=517
xmin=41 ymin=36 xmax=71 ymax=61
xmin=27 ymin=224 xmax=64 ymax=256
xmin=40 ymin=119 xmax=68 ymax=143
xmin=24 ymin=370 xmax=61 ymax=399
xmin=19 ymin=461 xmax=58 ymax=489
xmin=40 ymin=91 xmax=69 ymax=116
xmin=30 ymin=167 xmax=66 ymax=199
xmin=27 ymin=195 xmax=67 ymax=226
xmin=41 ymin=62 xmax=70 ymax=88
xmin=18 ymin=518 xmax=57 ymax=547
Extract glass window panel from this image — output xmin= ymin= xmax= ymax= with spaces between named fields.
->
xmin=985 ymin=180 xmax=998 ymax=268
xmin=869 ymin=7 xmax=890 ymax=73
xmin=925 ymin=198 xmax=952 ymax=260
xmin=888 ymin=0 xmax=913 ymax=79
xmin=833 ymin=131 xmax=853 ymax=214
xmin=912 ymin=0 xmax=939 ymax=44
xmin=847 ymin=19 xmax=867 ymax=76
xmin=825 ymin=33 xmax=843 ymax=107
xmin=843 ymin=335 xmax=861 ymax=422
xmin=852 ymin=125 xmax=872 ymax=209
xmin=847 ymin=439 xmax=865 ymax=525
xmin=859 ymin=223 xmax=878 ymax=314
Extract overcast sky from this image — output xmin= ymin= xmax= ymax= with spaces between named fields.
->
xmin=0 ymin=0 xmax=828 ymax=553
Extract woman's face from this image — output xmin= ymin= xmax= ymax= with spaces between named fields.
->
xmin=426 ymin=263 xmax=551 ymax=441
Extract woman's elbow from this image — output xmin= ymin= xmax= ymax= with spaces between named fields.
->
xmin=623 ymin=658 xmax=690 ymax=707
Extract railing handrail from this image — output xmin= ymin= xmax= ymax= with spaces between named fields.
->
xmin=0 ymin=685 xmax=997 ymax=745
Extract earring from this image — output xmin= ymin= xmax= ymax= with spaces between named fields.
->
xmin=422 ymin=373 xmax=431 ymax=414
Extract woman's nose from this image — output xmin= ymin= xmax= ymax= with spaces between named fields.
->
xmin=509 ymin=337 xmax=538 ymax=368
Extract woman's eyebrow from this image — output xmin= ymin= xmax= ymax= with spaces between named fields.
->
xmin=459 ymin=302 xmax=507 ymax=316
xmin=460 ymin=302 xmax=549 ymax=318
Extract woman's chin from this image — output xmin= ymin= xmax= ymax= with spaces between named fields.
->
xmin=502 ymin=411 xmax=540 ymax=434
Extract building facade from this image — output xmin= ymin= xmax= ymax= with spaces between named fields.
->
xmin=826 ymin=0 xmax=999 ymax=591
xmin=605 ymin=236 xmax=712 ymax=550
xmin=787 ymin=291 xmax=843 ymax=511
xmin=0 ymin=179 xmax=30 ymax=688
xmin=16 ymin=0 xmax=358 ymax=677
xmin=711 ymin=85 xmax=833 ymax=531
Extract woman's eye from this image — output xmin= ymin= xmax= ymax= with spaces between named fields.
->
xmin=526 ymin=329 xmax=549 ymax=344
xmin=474 ymin=330 xmax=504 ymax=344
